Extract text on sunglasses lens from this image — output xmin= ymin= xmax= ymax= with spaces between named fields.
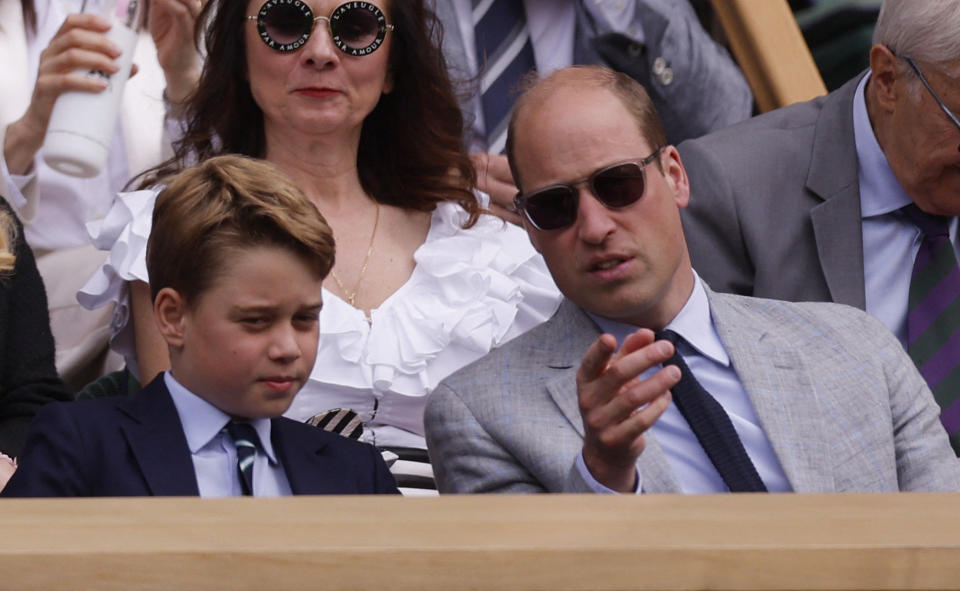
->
xmin=248 ymin=0 xmax=394 ymax=56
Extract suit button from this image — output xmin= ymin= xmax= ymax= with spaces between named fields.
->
xmin=627 ymin=42 xmax=642 ymax=58
xmin=652 ymin=57 xmax=673 ymax=86
xmin=659 ymin=67 xmax=674 ymax=86
xmin=653 ymin=56 xmax=667 ymax=75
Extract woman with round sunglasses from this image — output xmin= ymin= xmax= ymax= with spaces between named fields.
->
xmin=79 ymin=0 xmax=561 ymax=494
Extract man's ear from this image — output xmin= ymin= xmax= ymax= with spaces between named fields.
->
xmin=154 ymin=287 xmax=188 ymax=348
xmin=660 ymin=145 xmax=690 ymax=209
xmin=868 ymin=44 xmax=901 ymax=113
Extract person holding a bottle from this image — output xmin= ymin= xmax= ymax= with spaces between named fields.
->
xmin=0 ymin=0 xmax=202 ymax=389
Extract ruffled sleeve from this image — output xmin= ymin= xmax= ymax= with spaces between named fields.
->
xmin=76 ymin=187 xmax=160 ymax=378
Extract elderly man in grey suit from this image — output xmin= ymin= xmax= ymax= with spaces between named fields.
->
xmin=424 ymin=65 xmax=960 ymax=494
xmin=679 ymin=0 xmax=960 ymax=451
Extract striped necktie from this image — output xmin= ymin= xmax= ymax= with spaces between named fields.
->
xmin=902 ymin=204 xmax=960 ymax=454
xmin=225 ymin=421 xmax=261 ymax=496
xmin=657 ymin=330 xmax=767 ymax=492
xmin=473 ymin=0 xmax=536 ymax=153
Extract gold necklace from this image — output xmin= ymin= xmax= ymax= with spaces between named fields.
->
xmin=331 ymin=203 xmax=380 ymax=308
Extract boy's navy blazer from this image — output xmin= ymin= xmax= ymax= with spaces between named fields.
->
xmin=3 ymin=375 xmax=398 ymax=497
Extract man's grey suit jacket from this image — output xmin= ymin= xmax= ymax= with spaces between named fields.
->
xmin=430 ymin=0 xmax=753 ymax=145
xmin=424 ymin=288 xmax=960 ymax=493
xmin=679 ymin=74 xmax=867 ymax=308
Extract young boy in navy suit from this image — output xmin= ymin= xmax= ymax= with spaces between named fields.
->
xmin=3 ymin=156 xmax=398 ymax=497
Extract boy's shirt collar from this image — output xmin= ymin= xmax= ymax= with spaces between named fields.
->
xmin=164 ymin=371 xmax=279 ymax=465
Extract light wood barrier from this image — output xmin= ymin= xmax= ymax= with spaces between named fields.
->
xmin=2 ymin=493 xmax=960 ymax=589
xmin=710 ymin=0 xmax=828 ymax=111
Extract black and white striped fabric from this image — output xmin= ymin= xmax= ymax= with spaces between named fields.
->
xmin=306 ymin=408 xmax=364 ymax=440
xmin=473 ymin=0 xmax=536 ymax=153
xmin=378 ymin=447 xmax=435 ymax=496
xmin=307 ymin=409 xmax=437 ymax=495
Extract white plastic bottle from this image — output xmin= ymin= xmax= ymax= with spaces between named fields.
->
xmin=43 ymin=0 xmax=142 ymax=178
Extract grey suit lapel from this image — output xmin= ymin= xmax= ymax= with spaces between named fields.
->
xmin=542 ymin=302 xmax=598 ymax=438
xmin=707 ymin=290 xmax=833 ymax=492
xmin=807 ymin=73 xmax=867 ymax=309
xmin=543 ymin=301 xmax=681 ymax=494
xmin=119 ymin=377 xmax=200 ymax=496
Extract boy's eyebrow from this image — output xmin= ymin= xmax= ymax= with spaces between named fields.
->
xmin=229 ymin=304 xmax=278 ymax=314
xmin=228 ymin=301 xmax=324 ymax=314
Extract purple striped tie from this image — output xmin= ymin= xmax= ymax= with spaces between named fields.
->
xmin=902 ymin=203 xmax=960 ymax=454
xmin=473 ymin=0 xmax=536 ymax=153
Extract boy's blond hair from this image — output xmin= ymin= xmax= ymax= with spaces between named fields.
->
xmin=147 ymin=155 xmax=335 ymax=302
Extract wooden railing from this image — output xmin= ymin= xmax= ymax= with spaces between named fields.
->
xmin=711 ymin=0 xmax=828 ymax=111
xmin=2 ymin=493 xmax=959 ymax=589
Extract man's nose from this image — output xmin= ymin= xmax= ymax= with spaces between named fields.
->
xmin=576 ymin=188 xmax=617 ymax=244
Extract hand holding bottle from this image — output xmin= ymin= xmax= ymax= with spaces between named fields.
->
xmin=42 ymin=0 xmax=143 ymax=177
xmin=3 ymin=12 xmax=126 ymax=177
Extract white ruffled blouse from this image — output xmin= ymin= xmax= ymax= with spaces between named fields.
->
xmin=79 ymin=189 xmax=562 ymax=450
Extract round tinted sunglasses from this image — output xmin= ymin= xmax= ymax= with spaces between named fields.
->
xmin=514 ymin=147 xmax=663 ymax=231
xmin=247 ymin=0 xmax=394 ymax=56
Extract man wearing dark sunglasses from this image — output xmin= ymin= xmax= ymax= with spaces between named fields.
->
xmin=424 ymin=65 xmax=960 ymax=495
xmin=679 ymin=0 xmax=960 ymax=454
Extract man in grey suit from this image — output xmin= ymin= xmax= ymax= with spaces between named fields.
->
xmin=430 ymin=0 xmax=752 ymax=220
xmin=424 ymin=65 xmax=960 ymax=494
xmin=678 ymin=0 xmax=960 ymax=451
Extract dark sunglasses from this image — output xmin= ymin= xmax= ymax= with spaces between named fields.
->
xmin=247 ymin=0 xmax=394 ymax=56
xmin=514 ymin=147 xmax=663 ymax=231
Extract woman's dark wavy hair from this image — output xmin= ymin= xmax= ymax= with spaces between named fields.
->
xmin=141 ymin=0 xmax=479 ymax=226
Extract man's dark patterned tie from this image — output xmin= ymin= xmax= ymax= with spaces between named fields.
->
xmin=657 ymin=330 xmax=767 ymax=492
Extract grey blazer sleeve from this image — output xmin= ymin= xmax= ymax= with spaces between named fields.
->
xmin=582 ymin=0 xmax=753 ymax=143
xmin=425 ymin=382 xmax=550 ymax=493
xmin=874 ymin=316 xmax=960 ymax=491
xmin=426 ymin=381 xmax=608 ymax=494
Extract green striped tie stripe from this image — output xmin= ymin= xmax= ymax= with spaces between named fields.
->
xmin=226 ymin=422 xmax=260 ymax=496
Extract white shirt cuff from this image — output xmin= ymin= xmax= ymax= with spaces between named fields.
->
xmin=575 ymin=451 xmax=642 ymax=494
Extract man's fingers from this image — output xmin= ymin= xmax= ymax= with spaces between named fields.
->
xmin=607 ymin=390 xmax=673 ymax=450
xmin=612 ymin=328 xmax=655 ymax=362
xmin=587 ymin=364 xmax=680 ymax=432
xmin=592 ymin=337 xmax=674 ymax=398
xmin=577 ymin=334 xmax=618 ymax=383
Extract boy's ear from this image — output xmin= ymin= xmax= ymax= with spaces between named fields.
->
xmin=154 ymin=287 xmax=188 ymax=348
